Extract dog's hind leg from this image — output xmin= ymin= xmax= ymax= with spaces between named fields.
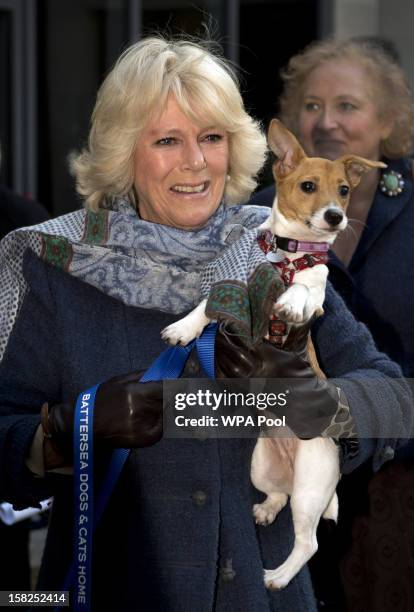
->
xmin=250 ymin=436 xmax=295 ymax=526
xmin=264 ymin=438 xmax=339 ymax=591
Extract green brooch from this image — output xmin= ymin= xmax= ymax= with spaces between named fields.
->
xmin=379 ymin=170 xmax=405 ymax=197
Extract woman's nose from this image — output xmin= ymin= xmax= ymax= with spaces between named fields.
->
xmin=182 ymin=141 xmax=207 ymax=171
xmin=317 ymin=108 xmax=339 ymax=130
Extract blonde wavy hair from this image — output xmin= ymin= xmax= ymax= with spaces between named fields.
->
xmin=279 ymin=38 xmax=414 ymax=159
xmin=71 ymin=36 xmax=267 ymax=211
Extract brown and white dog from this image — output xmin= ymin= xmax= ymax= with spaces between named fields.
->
xmin=162 ymin=119 xmax=384 ymax=589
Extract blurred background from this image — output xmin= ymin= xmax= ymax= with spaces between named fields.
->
xmin=2 ymin=0 xmax=414 ymax=217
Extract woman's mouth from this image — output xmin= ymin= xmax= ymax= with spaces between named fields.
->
xmin=170 ymin=182 xmax=209 ymax=194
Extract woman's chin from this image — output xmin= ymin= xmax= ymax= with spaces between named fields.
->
xmin=172 ymin=202 xmax=222 ymax=230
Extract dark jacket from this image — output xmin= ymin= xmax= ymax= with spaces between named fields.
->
xmin=0 ymin=186 xmax=49 ymax=592
xmin=0 ymin=186 xmax=49 ymax=240
xmin=0 ymin=248 xmax=411 ymax=612
xmin=249 ymin=158 xmax=414 ymax=377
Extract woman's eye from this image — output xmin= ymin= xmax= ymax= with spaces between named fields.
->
xmin=304 ymin=102 xmax=320 ymax=112
xmin=202 ymin=133 xmax=224 ymax=142
xmin=338 ymin=102 xmax=356 ymax=112
xmin=339 ymin=185 xmax=350 ymax=197
xmin=300 ymin=181 xmax=317 ymax=193
xmin=155 ymin=137 xmax=177 ymax=146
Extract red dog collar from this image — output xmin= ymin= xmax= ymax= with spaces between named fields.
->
xmin=258 ymin=232 xmax=329 ymax=287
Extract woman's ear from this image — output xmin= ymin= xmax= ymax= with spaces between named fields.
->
xmin=380 ymin=115 xmax=394 ymax=142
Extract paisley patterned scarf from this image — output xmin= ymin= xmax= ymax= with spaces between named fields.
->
xmin=0 ymin=197 xmax=273 ymax=360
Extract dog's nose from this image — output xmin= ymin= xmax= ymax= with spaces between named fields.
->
xmin=324 ymin=209 xmax=343 ymax=227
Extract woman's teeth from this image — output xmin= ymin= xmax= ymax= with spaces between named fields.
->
xmin=171 ymin=183 xmax=206 ymax=193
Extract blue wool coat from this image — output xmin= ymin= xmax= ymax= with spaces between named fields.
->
xmin=0 ymin=248 xmax=412 ymax=612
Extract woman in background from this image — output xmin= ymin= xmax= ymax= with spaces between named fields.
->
xmin=249 ymin=38 xmax=414 ymax=611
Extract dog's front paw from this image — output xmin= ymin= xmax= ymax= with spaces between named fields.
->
xmin=273 ymin=284 xmax=309 ymax=323
xmin=161 ymin=321 xmax=197 ymax=346
xmin=161 ymin=300 xmax=210 ymax=346
xmin=273 ymin=301 xmax=306 ymax=324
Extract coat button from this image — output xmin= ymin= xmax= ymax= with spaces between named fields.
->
xmin=192 ymin=490 xmax=207 ymax=506
xmin=381 ymin=445 xmax=395 ymax=463
xmin=220 ymin=558 xmax=236 ymax=582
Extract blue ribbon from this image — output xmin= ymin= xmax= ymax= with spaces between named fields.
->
xmin=69 ymin=385 xmax=99 ymax=609
xmin=63 ymin=323 xmax=217 ymax=611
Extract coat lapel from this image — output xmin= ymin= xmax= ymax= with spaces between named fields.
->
xmin=349 ymin=158 xmax=413 ymax=272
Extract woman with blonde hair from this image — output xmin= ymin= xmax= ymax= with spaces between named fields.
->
xmin=0 ymin=36 xmax=411 ymax=611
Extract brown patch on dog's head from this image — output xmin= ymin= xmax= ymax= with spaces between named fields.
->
xmin=267 ymin=119 xmax=386 ymax=226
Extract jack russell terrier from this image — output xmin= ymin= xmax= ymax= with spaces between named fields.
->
xmin=162 ymin=119 xmax=385 ymax=589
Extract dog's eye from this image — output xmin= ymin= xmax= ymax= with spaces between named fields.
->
xmin=339 ymin=185 xmax=350 ymax=197
xmin=300 ymin=181 xmax=316 ymax=193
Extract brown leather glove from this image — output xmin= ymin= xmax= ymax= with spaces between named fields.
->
xmin=42 ymin=370 xmax=163 ymax=469
xmin=215 ymin=320 xmax=314 ymax=378
xmin=214 ymin=322 xmax=340 ymax=438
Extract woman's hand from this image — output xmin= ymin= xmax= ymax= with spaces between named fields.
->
xmin=215 ymin=321 xmax=313 ymax=379
xmin=42 ymin=371 xmax=163 ymax=469
xmin=214 ymin=324 xmax=342 ymax=439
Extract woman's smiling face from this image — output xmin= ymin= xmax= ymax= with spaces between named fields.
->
xmin=297 ymin=59 xmax=392 ymax=162
xmin=133 ymin=94 xmax=229 ymax=230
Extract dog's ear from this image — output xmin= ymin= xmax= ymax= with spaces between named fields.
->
xmin=338 ymin=155 xmax=387 ymax=188
xmin=268 ymin=119 xmax=306 ymax=177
